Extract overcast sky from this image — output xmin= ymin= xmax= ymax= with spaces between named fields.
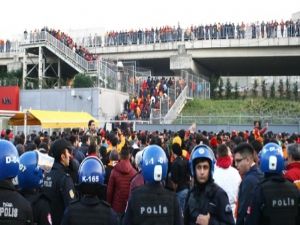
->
xmin=1 ymin=0 xmax=299 ymax=39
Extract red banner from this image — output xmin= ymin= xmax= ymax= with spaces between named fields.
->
xmin=0 ymin=86 xmax=20 ymax=110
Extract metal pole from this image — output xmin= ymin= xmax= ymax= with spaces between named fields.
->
xmin=24 ymin=111 xmax=27 ymax=143
xmin=38 ymin=46 xmax=43 ymax=89
xmin=22 ymin=49 xmax=28 ymax=89
xmin=58 ymin=58 xmax=61 ymax=88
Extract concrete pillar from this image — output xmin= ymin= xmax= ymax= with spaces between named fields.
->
xmin=22 ymin=49 xmax=28 ymax=88
xmin=38 ymin=46 xmax=43 ymax=89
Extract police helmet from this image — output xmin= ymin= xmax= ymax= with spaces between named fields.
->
xmin=78 ymin=156 xmax=105 ymax=185
xmin=260 ymin=143 xmax=284 ymax=174
xmin=0 ymin=140 xmax=19 ymax=181
xmin=141 ymin=145 xmax=168 ymax=183
xmin=18 ymin=151 xmax=43 ymax=189
xmin=189 ymin=144 xmax=215 ymax=176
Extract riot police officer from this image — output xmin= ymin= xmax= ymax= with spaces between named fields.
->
xmin=18 ymin=150 xmax=54 ymax=225
xmin=42 ymin=138 xmax=76 ymax=225
xmin=184 ymin=144 xmax=235 ymax=225
xmin=245 ymin=143 xmax=299 ymax=225
xmin=123 ymin=144 xmax=183 ymax=225
xmin=0 ymin=140 xmax=33 ymax=225
xmin=61 ymin=156 xmax=117 ymax=225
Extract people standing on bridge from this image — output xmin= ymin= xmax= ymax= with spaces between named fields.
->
xmin=123 ymin=144 xmax=183 ymax=225
xmin=245 ymin=143 xmax=299 ymax=225
xmin=0 ymin=140 xmax=33 ymax=225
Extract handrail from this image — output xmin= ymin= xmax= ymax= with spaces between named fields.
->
xmin=21 ymin=31 xmax=98 ymax=72
xmin=163 ymin=85 xmax=188 ymax=124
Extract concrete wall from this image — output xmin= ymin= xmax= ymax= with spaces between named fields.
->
xmin=20 ymin=87 xmax=129 ymax=120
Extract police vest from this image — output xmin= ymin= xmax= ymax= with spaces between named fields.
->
xmin=130 ymin=185 xmax=176 ymax=225
xmin=186 ymin=183 xmax=218 ymax=224
xmin=0 ymin=180 xmax=33 ymax=225
xmin=67 ymin=199 xmax=111 ymax=225
xmin=261 ymin=177 xmax=299 ymax=225
xmin=42 ymin=164 xmax=73 ymax=225
xmin=22 ymin=191 xmax=51 ymax=225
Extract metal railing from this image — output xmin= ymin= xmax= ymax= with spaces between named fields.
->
xmin=21 ymin=31 xmax=97 ymax=73
xmin=163 ymin=85 xmax=188 ymax=124
xmin=175 ymin=115 xmax=300 ymax=125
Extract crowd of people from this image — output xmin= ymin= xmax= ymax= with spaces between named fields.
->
xmin=0 ymin=119 xmax=299 ymax=224
xmin=24 ymin=28 xmax=98 ymax=62
xmin=115 ymin=76 xmax=186 ymax=121
xmin=0 ymin=39 xmax=11 ymax=52
xmin=103 ymin=19 xmax=300 ymax=46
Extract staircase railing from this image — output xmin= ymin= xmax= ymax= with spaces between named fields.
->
xmin=21 ymin=31 xmax=97 ymax=73
xmin=163 ymin=85 xmax=188 ymax=124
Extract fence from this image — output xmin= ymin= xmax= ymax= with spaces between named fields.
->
xmin=175 ymin=115 xmax=300 ymax=125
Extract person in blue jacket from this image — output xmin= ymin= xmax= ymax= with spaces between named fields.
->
xmin=184 ymin=144 xmax=235 ymax=225
xmin=234 ymin=142 xmax=263 ymax=225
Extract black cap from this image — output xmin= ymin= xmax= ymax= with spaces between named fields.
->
xmin=50 ymin=139 xmax=73 ymax=161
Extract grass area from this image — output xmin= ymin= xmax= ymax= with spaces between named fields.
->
xmin=176 ymin=98 xmax=300 ymax=124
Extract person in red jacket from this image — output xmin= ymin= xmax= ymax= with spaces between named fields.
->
xmin=284 ymin=143 xmax=300 ymax=190
xmin=107 ymin=144 xmax=137 ymax=218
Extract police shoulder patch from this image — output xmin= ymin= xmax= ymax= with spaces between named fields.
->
xmin=69 ymin=189 xmax=75 ymax=199
xmin=225 ymin=204 xmax=232 ymax=213
xmin=47 ymin=213 xmax=52 ymax=225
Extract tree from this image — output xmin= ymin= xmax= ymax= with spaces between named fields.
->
xmin=293 ymin=81 xmax=299 ymax=101
xmin=261 ymin=80 xmax=267 ymax=98
xmin=0 ymin=69 xmax=22 ymax=87
xmin=234 ymin=81 xmax=239 ymax=99
xmin=209 ymin=74 xmax=220 ymax=99
xmin=73 ymin=73 xmax=93 ymax=88
xmin=225 ymin=78 xmax=232 ymax=99
xmin=285 ymin=79 xmax=291 ymax=100
xmin=218 ymin=77 xmax=224 ymax=99
xmin=278 ymin=79 xmax=284 ymax=98
xmin=270 ymin=81 xmax=276 ymax=98
xmin=252 ymin=79 xmax=258 ymax=97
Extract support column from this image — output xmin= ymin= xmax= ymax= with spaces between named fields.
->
xmin=57 ymin=58 xmax=61 ymax=88
xmin=38 ymin=46 xmax=43 ymax=89
xmin=22 ymin=49 xmax=28 ymax=88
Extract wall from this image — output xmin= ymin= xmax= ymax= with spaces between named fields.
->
xmin=20 ymin=87 xmax=129 ymax=120
xmin=0 ymin=86 xmax=19 ymax=110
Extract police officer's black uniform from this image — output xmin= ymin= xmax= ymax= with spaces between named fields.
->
xmin=42 ymin=162 xmax=76 ymax=225
xmin=0 ymin=180 xmax=33 ymax=225
xmin=61 ymin=195 xmax=117 ymax=225
xmin=245 ymin=174 xmax=299 ymax=225
xmin=123 ymin=183 xmax=183 ymax=225
xmin=184 ymin=181 xmax=235 ymax=225
xmin=21 ymin=189 xmax=52 ymax=225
